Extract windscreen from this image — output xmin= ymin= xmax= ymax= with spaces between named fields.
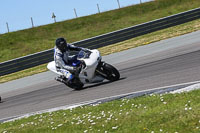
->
xmin=77 ymin=50 xmax=91 ymax=59
xmin=77 ymin=50 xmax=85 ymax=59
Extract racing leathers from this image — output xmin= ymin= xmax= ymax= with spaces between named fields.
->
xmin=54 ymin=44 xmax=85 ymax=82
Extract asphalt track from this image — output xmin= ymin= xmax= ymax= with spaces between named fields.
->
xmin=0 ymin=30 xmax=200 ymax=121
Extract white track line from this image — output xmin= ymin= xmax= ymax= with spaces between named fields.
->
xmin=1 ymin=80 xmax=200 ymax=123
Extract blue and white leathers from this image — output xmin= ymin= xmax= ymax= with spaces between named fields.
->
xmin=53 ymin=44 xmax=85 ymax=79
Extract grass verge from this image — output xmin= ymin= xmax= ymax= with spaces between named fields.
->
xmin=1 ymin=19 xmax=200 ymax=83
xmin=1 ymin=89 xmax=200 ymax=132
xmin=0 ymin=0 xmax=200 ymax=62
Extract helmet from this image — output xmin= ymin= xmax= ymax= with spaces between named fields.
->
xmin=55 ymin=37 xmax=68 ymax=52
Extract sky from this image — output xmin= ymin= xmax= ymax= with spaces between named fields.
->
xmin=0 ymin=0 xmax=151 ymax=34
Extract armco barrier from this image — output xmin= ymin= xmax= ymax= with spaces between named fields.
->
xmin=1 ymin=8 xmax=200 ymax=76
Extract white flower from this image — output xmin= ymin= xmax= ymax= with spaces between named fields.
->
xmin=163 ymin=102 xmax=167 ymax=104
xmin=160 ymin=129 xmax=163 ymax=132
xmin=57 ymin=124 xmax=63 ymax=127
xmin=91 ymin=122 xmax=96 ymax=125
xmin=84 ymin=130 xmax=88 ymax=133
xmin=96 ymin=117 xmax=101 ymax=119
xmin=188 ymin=101 xmax=191 ymax=103
xmin=189 ymin=107 xmax=192 ymax=110
xmin=101 ymin=111 xmax=104 ymax=114
xmin=185 ymin=108 xmax=188 ymax=111
xmin=105 ymin=131 xmax=108 ymax=133
xmin=2 ymin=131 xmax=7 ymax=133
xmin=185 ymin=104 xmax=188 ymax=107
xmin=112 ymin=126 xmax=118 ymax=129
xmin=21 ymin=124 xmax=24 ymax=127
xmin=151 ymin=131 xmax=154 ymax=133
xmin=115 ymin=118 xmax=118 ymax=121
xmin=51 ymin=122 xmax=54 ymax=124
xmin=199 ymin=120 xmax=200 ymax=123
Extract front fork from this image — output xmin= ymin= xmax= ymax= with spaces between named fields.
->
xmin=95 ymin=61 xmax=107 ymax=78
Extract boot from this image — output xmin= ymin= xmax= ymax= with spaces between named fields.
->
xmin=55 ymin=75 xmax=65 ymax=83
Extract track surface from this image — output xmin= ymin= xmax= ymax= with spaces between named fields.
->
xmin=0 ymin=31 xmax=200 ymax=120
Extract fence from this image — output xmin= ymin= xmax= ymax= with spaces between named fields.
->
xmin=2 ymin=0 xmax=146 ymax=34
xmin=0 ymin=7 xmax=200 ymax=76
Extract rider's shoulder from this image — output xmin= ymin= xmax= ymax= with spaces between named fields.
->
xmin=54 ymin=47 xmax=63 ymax=56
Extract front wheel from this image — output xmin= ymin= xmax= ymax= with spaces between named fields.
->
xmin=97 ymin=63 xmax=120 ymax=81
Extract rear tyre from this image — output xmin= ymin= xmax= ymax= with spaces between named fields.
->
xmin=64 ymin=78 xmax=84 ymax=90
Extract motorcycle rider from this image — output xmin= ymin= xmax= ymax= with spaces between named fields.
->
xmin=54 ymin=37 xmax=87 ymax=84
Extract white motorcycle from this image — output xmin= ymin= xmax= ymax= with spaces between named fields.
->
xmin=47 ymin=49 xmax=120 ymax=90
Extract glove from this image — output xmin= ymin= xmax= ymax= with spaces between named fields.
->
xmin=73 ymin=66 xmax=82 ymax=73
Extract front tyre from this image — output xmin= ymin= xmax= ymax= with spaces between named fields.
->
xmin=101 ymin=63 xmax=120 ymax=81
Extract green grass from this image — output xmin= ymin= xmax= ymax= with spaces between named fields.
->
xmin=0 ymin=0 xmax=200 ymax=63
xmin=1 ymin=90 xmax=200 ymax=132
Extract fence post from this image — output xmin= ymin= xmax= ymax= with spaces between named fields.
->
xmin=117 ymin=0 xmax=120 ymax=9
xmin=6 ymin=22 xmax=9 ymax=33
xmin=97 ymin=4 xmax=100 ymax=13
xmin=74 ymin=8 xmax=78 ymax=18
xmin=52 ymin=12 xmax=56 ymax=23
xmin=31 ymin=17 xmax=34 ymax=28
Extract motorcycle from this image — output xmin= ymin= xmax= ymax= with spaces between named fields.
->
xmin=47 ymin=49 xmax=120 ymax=90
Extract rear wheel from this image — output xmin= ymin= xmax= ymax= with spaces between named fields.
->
xmin=64 ymin=78 xmax=84 ymax=90
xmin=97 ymin=62 xmax=120 ymax=81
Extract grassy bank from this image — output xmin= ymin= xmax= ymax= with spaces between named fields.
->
xmin=0 ymin=0 xmax=200 ymax=62
xmin=1 ymin=90 xmax=200 ymax=132
xmin=1 ymin=18 xmax=200 ymax=83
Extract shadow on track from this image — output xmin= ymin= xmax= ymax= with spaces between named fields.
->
xmin=74 ymin=77 xmax=126 ymax=91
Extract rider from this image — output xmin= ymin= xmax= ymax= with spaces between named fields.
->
xmin=54 ymin=37 xmax=87 ymax=84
